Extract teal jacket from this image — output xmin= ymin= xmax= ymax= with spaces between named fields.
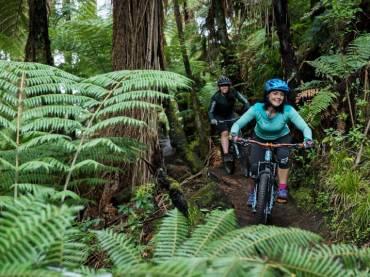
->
xmin=230 ymin=102 xmax=312 ymax=141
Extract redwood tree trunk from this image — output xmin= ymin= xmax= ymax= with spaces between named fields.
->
xmin=112 ymin=0 xmax=165 ymax=70
xmin=25 ymin=0 xmax=53 ymax=65
xmin=272 ymin=0 xmax=298 ymax=85
xmin=112 ymin=0 xmax=165 ymax=189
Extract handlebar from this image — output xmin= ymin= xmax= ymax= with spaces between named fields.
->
xmin=233 ymin=137 xmax=305 ymax=149
xmin=217 ymin=117 xmax=240 ymax=124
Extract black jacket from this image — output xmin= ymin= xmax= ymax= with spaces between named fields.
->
xmin=208 ymin=89 xmax=250 ymax=120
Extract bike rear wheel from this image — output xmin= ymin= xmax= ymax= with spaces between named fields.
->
xmin=255 ymin=173 xmax=270 ymax=224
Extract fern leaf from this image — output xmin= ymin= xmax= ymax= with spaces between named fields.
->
xmin=21 ymin=118 xmax=82 ymax=133
xmin=274 ymin=245 xmax=348 ymax=277
xmin=0 ymin=263 xmax=61 ymax=277
xmin=117 ymin=258 xmax=207 ymax=276
xmin=0 ymin=196 xmax=81 ymax=265
xmin=203 ymin=225 xmax=322 ymax=258
xmin=80 ymin=138 xmax=127 ymax=154
xmin=176 ymin=209 xmax=236 ymax=257
xmin=154 ymin=209 xmax=189 ymax=262
xmin=97 ymin=101 xmax=161 ymax=117
xmin=314 ymin=244 xmax=370 ymax=270
xmin=106 ymin=90 xmax=170 ymax=104
xmin=18 ymin=134 xmax=75 ymax=152
xmin=95 ymin=229 xmax=142 ymax=268
xmin=86 ymin=116 xmax=145 ymax=135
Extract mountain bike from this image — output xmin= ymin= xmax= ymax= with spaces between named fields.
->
xmin=216 ymin=118 xmax=240 ymax=175
xmin=234 ymin=137 xmax=304 ymax=224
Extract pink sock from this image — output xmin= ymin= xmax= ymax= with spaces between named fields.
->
xmin=279 ymin=183 xmax=287 ymax=190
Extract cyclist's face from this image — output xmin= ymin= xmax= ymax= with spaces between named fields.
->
xmin=219 ymin=85 xmax=230 ymax=94
xmin=268 ymin=90 xmax=285 ymax=107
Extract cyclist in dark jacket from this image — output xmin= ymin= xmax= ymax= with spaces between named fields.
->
xmin=209 ymin=76 xmax=250 ymax=162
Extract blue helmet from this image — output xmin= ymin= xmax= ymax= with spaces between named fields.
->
xmin=264 ymin=78 xmax=289 ymax=95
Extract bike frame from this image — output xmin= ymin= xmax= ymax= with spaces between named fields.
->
xmin=235 ymin=138 xmax=304 ymax=218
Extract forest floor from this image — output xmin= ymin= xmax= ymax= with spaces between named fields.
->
xmin=204 ymin=164 xmax=331 ymax=240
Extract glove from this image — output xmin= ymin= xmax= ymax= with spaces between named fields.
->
xmin=304 ymin=140 xmax=314 ymax=149
xmin=210 ymin=119 xmax=218 ymax=125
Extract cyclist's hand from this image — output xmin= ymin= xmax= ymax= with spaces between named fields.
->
xmin=304 ymin=140 xmax=314 ymax=149
xmin=210 ymin=119 xmax=218 ymax=125
xmin=231 ymin=134 xmax=239 ymax=142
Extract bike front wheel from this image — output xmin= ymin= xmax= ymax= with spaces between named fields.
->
xmin=255 ymin=173 xmax=270 ymax=224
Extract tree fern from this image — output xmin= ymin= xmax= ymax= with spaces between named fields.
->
xmin=299 ymin=89 xmax=337 ymax=127
xmin=0 ymin=61 xmax=85 ymax=197
xmin=95 ymin=229 xmax=142 ymax=268
xmin=176 ymin=209 xmax=236 ymax=257
xmin=272 ymin=244 xmax=348 ymax=277
xmin=308 ymin=34 xmax=370 ymax=80
xmin=154 ymin=209 xmax=189 ymax=262
xmin=61 ymin=69 xmax=190 ymax=198
xmin=314 ymin=244 xmax=370 ymax=270
xmin=203 ymin=225 xmax=322 ymax=258
xmin=0 ymin=0 xmax=28 ymax=59
xmin=0 ymin=263 xmax=62 ymax=277
xmin=0 ymin=195 xmax=83 ymax=272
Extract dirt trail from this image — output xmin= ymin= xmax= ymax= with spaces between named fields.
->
xmin=207 ymin=166 xmax=330 ymax=239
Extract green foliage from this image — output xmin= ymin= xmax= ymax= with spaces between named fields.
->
xmin=0 ymin=195 xmax=85 ymax=273
xmin=154 ymin=209 xmax=189 ymax=262
xmin=95 ymin=229 xmax=142 ymax=268
xmin=0 ymin=61 xmax=190 ymax=203
xmin=308 ymin=34 xmax=370 ymax=80
xmin=98 ymin=208 xmax=369 ymax=276
xmin=299 ymin=89 xmax=337 ymax=126
xmin=0 ymin=0 xmax=28 ymax=59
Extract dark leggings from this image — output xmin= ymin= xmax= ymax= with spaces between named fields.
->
xmin=249 ymin=133 xmax=292 ymax=178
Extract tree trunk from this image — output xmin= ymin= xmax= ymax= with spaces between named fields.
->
xmin=112 ymin=0 xmax=165 ymax=189
xmin=213 ymin=0 xmax=241 ymax=86
xmin=25 ymin=0 xmax=53 ymax=65
xmin=272 ymin=0 xmax=298 ymax=86
xmin=112 ymin=0 xmax=164 ymax=70
xmin=173 ymin=0 xmax=208 ymax=157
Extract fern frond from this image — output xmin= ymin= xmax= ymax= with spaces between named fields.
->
xmin=176 ymin=209 xmax=236 ymax=257
xmin=21 ymin=118 xmax=83 ymax=133
xmin=22 ymin=105 xmax=89 ymax=120
xmin=154 ymin=209 xmax=189 ymax=262
xmin=18 ymin=134 xmax=75 ymax=152
xmin=40 ymin=228 xmax=87 ymax=269
xmin=273 ymin=245 xmax=348 ymax=277
xmin=85 ymin=116 xmax=146 ymax=134
xmin=203 ymin=225 xmax=322 ymax=258
xmin=0 ymin=0 xmax=28 ymax=58
xmin=97 ymin=101 xmax=162 ymax=117
xmin=95 ymin=229 xmax=142 ymax=268
xmin=0 ymin=263 xmax=61 ymax=277
xmin=314 ymin=244 xmax=370 ymax=270
xmin=11 ymin=183 xmax=56 ymax=196
xmin=299 ymin=89 xmax=337 ymax=126
xmin=106 ymin=90 xmax=170 ymax=104
xmin=0 ymin=196 xmax=81 ymax=265
xmin=116 ymin=258 xmax=207 ymax=277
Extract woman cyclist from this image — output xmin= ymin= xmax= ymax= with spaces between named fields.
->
xmin=231 ymin=78 xmax=313 ymax=204
xmin=208 ymin=76 xmax=250 ymax=162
